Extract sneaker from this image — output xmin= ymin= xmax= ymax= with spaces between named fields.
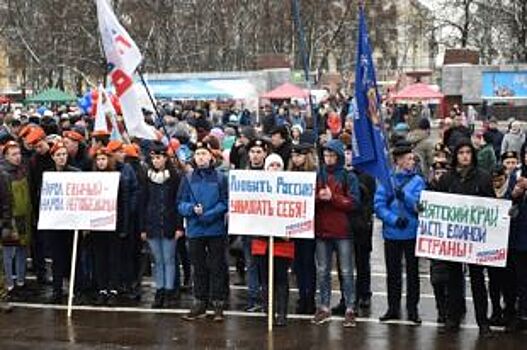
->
xmin=95 ymin=291 xmax=108 ymax=306
xmin=182 ymin=301 xmax=208 ymax=321
xmin=311 ymin=309 xmax=331 ymax=325
xmin=379 ymin=310 xmax=400 ymax=322
xmin=343 ymin=310 xmax=357 ymax=328
xmin=245 ymin=304 xmax=263 ymax=313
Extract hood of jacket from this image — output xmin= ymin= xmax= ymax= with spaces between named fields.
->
xmin=451 ymin=138 xmax=477 ymax=169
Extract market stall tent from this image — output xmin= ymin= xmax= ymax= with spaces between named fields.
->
xmin=25 ymin=88 xmax=77 ymax=104
xmin=392 ymin=83 xmax=444 ymax=101
xmin=260 ymin=82 xmax=308 ymax=100
xmin=147 ymin=79 xmax=233 ymax=100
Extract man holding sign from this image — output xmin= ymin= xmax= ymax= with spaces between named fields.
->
xmin=434 ymin=139 xmax=495 ymax=337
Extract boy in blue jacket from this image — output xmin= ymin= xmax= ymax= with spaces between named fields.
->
xmin=178 ymin=140 xmax=229 ymax=322
xmin=374 ymin=142 xmax=425 ymax=325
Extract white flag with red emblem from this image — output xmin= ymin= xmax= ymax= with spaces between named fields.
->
xmin=96 ymin=0 xmax=157 ymax=140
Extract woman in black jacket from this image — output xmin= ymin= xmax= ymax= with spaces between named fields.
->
xmin=140 ymin=141 xmax=184 ymax=308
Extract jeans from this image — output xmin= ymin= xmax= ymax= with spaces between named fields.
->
xmin=148 ymin=238 xmax=177 ymax=291
xmin=2 ymin=246 xmax=27 ymax=288
xmin=384 ymin=239 xmax=420 ymax=315
xmin=188 ymin=236 xmax=228 ymax=302
xmin=243 ymin=236 xmax=261 ymax=306
xmin=316 ymin=238 xmax=355 ymax=310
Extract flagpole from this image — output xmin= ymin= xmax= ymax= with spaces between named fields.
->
xmin=136 ymin=69 xmax=171 ymax=140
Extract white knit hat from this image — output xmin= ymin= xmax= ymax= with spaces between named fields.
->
xmin=264 ymin=153 xmax=284 ymax=171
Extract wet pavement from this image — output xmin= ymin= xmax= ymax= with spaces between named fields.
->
xmin=1 ymin=221 xmax=527 ymax=349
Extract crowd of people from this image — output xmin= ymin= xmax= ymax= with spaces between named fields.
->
xmin=0 ymin=97 xmax=526 ymax=337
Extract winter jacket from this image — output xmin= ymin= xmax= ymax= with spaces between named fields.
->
xmin=315 ymin=140 xmax=359 ymax=239
xmin=407 ymin=129 xmax=435 ymax=179
xmin=28 ymin=152 xmax=55 ymax=220
xmin=142 ymin=168 xmax=184 ymax=239
xmin=229 ymin=143 xmax=249 ymax=170
xmin=251 ymin=238 xmax=294 ymax=259
xmin=486 ymin=128 xmax=504 ymax=160
xmin=262 ymin=113 xmax=276 ymax=135
xmin=374 ymin=170 xmax=425 ymax=240
xmin=177 ymin=167 xmax=228 ymax=238
xmin=272 ymin=141 xmax=293 ymax=169
xmin=501 ymin=131 xmax=525 ymax=156
xmin=69 ymin=144 xmax=92 ymax=171
xmin=115 ymin=162 xmax=139 ymax=236
xmin=0 ymin=163 xmax=32 ymax=246
xmin=434 ymin=141 xmax=494 ymax=199
xmin=477 ymin=143 xmax=497 ymax=171
xmin=349 ymin=171 xmax=376 ymax=249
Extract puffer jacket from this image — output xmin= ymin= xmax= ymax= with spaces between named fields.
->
xmin=374 ymin=170 xmax=425 ymax=240
xmin=177 ymin=166 xmax=228 ymax=238
xmin=315 ymin=139 xmax=360 ymax=239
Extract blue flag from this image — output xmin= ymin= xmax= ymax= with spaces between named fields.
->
xmin=351 ymin=5 xmax=394 ymax=196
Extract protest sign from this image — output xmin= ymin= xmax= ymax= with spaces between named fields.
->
xmin=228 ymin=170 xmax=316 ymax=239
xmin=415 ymin=191 xmax=512 ymax=267
xmin=38 ymin=172 xmax=120 ymax=231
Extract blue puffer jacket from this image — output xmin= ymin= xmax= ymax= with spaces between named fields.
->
xmin=177 ymin=167 xmax=228 ymax=238
xmin=374 ymin=170 xmax=425 ymax=240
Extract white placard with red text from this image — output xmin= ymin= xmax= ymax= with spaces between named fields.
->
xmin=228 ymin=170 xmax=316 ymax=239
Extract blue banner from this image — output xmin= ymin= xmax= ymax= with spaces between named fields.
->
xmin=352 ymin=5 xmax=393 ymax=195
xmin=482 ymin=71 xmax=527 ymax=99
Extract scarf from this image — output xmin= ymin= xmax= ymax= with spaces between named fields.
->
xmin=147 ymin=169 xmax=170 ymax=184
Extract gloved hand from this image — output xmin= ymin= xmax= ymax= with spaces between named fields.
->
xmin=395 ymin=217 xmax=409 ymax=229
xmin=395 ymin=188 xmax=405 ymax=201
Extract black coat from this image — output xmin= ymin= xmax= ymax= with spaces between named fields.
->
xmin=273 ymin=141 xmax=293 ymax=168
xmin=142 ymin=168 xmax=184 ymax=239
xmin=435 ymin=166 xmax=494 ymax=198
